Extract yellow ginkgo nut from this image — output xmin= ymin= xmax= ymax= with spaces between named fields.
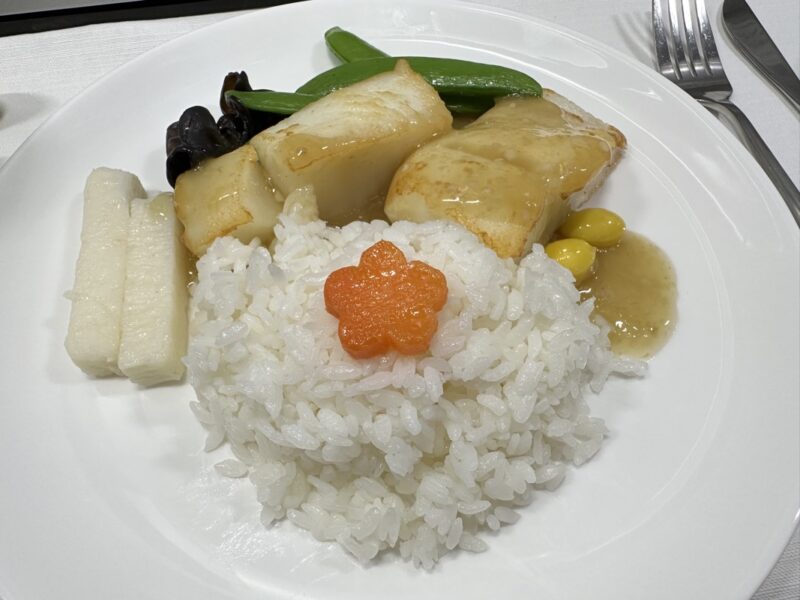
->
xmin=545 ymin=238 xmax=597 ymax=283
xmin=558 ymin=208 xmax=626 ymax=248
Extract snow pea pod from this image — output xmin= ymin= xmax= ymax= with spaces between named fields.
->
xmin=323 ymin=28 xmax=523 ymax=115
xmin=324 ymin=26 xmax=389 ymax=62
xmin=296 ymin=56 xmax=542 ymax=98
xmin=229 ymin=87 xmax=495 ymax=117
xmin=226 ymin=90 xmax=321 ymax=114
xmin=439 ymin=94 xmax=495 ymax=116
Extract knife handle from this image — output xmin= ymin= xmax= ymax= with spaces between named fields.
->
xmin=700 ymin=98 xmax=800 ymax=226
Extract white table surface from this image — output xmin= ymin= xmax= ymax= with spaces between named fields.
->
xmin=0 ymin=1 xmax=797 ymax=598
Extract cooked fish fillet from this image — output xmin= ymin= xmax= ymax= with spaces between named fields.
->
xmin=249 ymin=60 xmax=452 ymax=226
xmin=384 ymin=90 xmax=626 ymax=258
xmin=174 ymin=144 xmax=283 ymax=257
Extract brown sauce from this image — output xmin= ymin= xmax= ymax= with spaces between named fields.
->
xmin=579 ymin=231 xmax=677 ymax=358
xmin=354 ymin=195 xmax=389 ymax=222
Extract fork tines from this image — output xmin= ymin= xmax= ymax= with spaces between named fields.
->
xmin=652 ymin=0 xmax=726 ymax=85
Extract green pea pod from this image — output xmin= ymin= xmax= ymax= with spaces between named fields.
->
xmin=296 ymin=56 xmax=542 ymax=98
xmin=325 ymin=26 xmax=388 ymax=62
xmin=226 ymin=90 xmax=321 ymax=114
xmin=229 ymin=88 xmax=494 ymax=118
xmin=322 ymin=28 xmax=516 ymax=117
xmin=440 ymin=94 xmax=495 ymax=116
xmin=228 ymin=92 xmax=484 ymax=119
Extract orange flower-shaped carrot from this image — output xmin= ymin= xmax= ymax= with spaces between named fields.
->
xmin=324 ymin=241 xmax=448 ymax=359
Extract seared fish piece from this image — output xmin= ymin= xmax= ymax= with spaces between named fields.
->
xmin=384 ymin=91 xmax=626 ymax=258
xmin=175 ymin=144 xmax=283 ymax=257
xmin=250 ymin=60 xmax=452 ymax=225
xmin=65 ymin=168 xmax=146 ymax=376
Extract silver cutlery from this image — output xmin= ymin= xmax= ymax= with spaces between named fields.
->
xmin=722 ymin=0 xmax=800 ymax=113
xmin=652 ymin=0 xmax=800 ymax=225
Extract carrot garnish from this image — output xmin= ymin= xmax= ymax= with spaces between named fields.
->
xmin=324 ymin=241 xmax=448 ymax=359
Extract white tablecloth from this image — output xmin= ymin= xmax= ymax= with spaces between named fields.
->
xmin=0 ymin=1 xmax=797 ymax=598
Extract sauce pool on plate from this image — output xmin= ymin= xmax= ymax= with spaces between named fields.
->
xmin=579 ymin=231 xmax=677 ymax=358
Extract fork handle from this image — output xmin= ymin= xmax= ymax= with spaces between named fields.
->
xmin=699 ymin=98 xmax=800 ymax=226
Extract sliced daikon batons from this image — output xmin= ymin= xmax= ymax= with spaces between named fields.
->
xmin=118 ymin=193 xmax=190 ymax=386
xmin=65 ymin=167 xmax=146 ymax=376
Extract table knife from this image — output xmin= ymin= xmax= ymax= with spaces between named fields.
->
xmin=722 ymin=0 xmax=800 ymax=112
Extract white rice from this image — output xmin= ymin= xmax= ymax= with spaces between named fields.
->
xmin=184 ymin=213 xmax=644 ymax=569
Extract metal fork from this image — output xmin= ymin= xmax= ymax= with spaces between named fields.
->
xmin=652 ymin=0 xmax=800 ymax=224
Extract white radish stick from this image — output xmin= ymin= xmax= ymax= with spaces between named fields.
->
xmin=65 ymin=168 xmax=145 ymax=376
xmin=118 ymin=193 xmax=190 ymax=386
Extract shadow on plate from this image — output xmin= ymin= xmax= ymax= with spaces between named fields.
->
xmin=612 ymin=11 xmax=655 ymax=68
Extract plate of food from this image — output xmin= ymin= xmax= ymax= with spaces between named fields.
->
xmin=0 ymin=1 xmax=797 ymax=599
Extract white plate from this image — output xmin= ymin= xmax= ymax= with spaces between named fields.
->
xmin=0 ymin=1 xmax=797 ymax=599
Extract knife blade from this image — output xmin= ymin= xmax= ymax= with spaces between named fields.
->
xmin=722 ymin=0 xmax=800 ymax=112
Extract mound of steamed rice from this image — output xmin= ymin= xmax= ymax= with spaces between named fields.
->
xmin=184 ymin=213 xmax=644 ymax=569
